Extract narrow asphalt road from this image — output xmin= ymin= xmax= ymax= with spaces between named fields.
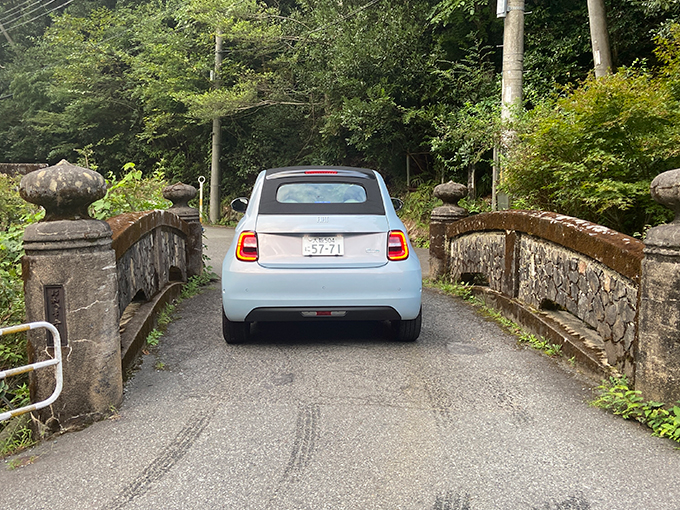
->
xmin=2 ymin=226 xmax=679 ymax=509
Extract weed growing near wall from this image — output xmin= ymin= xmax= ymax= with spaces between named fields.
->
xmin=143 ymin=268 xmax=216 ymax=353
xmin=591 ymin=377 xmax=680 ymax=444
xmin=0 ymin=176 xmax=44 ymax=455
xmin=425 ymin=278 xmax=563 ymax=358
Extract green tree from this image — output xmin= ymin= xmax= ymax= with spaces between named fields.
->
xmin=287 ymin=0 xmax=441 ymax=177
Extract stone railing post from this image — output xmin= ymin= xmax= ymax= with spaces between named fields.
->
xmin=429 ymin=181 xmax=468 ymax=280
xmin=636 ymin=168 xmax=680 ymax=403
xmin=163 ymin=183 xmax=203 ymax=278
xmin=20 ymin=160 xmax=123 ymax=433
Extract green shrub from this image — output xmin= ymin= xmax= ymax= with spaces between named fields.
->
xmin=89 ymin=163 xmax=171 ymax=220
xmin=398 ymin=181 xmax=442 ymax=248
xmin=503 ymin=70 xmax=680 ymax=235
xmin=0 ymin=179 xmax=43 ymax=441
xmin=0 ymin=175 xmax=41 ymax=231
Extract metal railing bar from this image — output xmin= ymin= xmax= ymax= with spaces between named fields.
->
xmin=0 ymin=321 xmax=63 ymax=422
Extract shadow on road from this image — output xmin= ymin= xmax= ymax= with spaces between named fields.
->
xmin=242 ymin=320 xmax=400 ymax=346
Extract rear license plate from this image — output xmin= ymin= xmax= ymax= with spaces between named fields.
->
xmin=302 ymin=235 xmax=344 ymax=256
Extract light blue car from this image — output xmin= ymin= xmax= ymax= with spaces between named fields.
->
xmin=221 ymin=166 xmax=422 ymax=343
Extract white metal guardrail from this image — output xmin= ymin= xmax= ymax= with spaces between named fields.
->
xmin=0 ymin=322 xmax=63 ymax=422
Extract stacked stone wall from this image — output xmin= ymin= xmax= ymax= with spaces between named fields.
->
xmin=448 ymin=232 xmax=505 ymax=293
xmin=114 ymin=226 xmax=186 ymax=318
xmin=517 ymin=236 xmax=637 ymax=375
xmin=432 ymin=174 xmax=680 ymax=404
xmin=106 ymin=210 xmax=191 ymax=318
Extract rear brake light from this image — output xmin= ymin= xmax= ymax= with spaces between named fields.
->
xmin=236 ymin=231 xmax=258 ymax=261
xmin=304 ymin=170 xmax=338 ymax=174
xmin=387 ymin=230 xmax=409 ymax=261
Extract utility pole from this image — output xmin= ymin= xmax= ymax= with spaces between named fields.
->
xmin=209 ymin=30 xmax=223 ymax=224
xmin=493 ymin=0 xmax=524 ymax=210
xmin=587 ymin=0 xmax=612 ymax=77
xmin=0 ymin=22 xmax=14 ymax=47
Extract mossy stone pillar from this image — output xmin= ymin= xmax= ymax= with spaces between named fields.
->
xmin=429 ymin=181 xmax=468 ymax=280
xmin=20 ymin=160 xmax=123 ymax=433
xmin=163 ymin=182 xmax=203 ymax=278
xmin=636 ymin=168 xmax=680 ymax=404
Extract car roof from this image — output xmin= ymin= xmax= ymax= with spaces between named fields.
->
xmin=265 ymin=166 xmax=377 ymax=180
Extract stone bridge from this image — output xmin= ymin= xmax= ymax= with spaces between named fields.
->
xmin=12 ymin=161 xmax=680 ymax=433
xmin=430 ymin=173 xmax=680 ymax=406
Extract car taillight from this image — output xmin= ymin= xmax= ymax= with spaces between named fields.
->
xmin=236 ymin=231 xmax=258 ymax=261
xmin=387 ymin=230 xmax=409 ymax=261
xmin=304 ymin=170 xmax=338 ymax=174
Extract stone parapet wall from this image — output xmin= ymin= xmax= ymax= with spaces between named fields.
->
xmin=516 ymin=236 xmax=637 ymax=375
xmin=440 ymin=210 xmax=644 ymax=378
xmin=445 ymin=210 xmax=644 ymax=282
xmin=429 ymin=171 xmax=680 ymax=403
xmin=18 ymin=160 xmax=204 ymax=430
xmin=107 ymin=210 xmax=190 ymax=319
xmin=449 ymin=232 xmax=506 ymax=293
xmin=0 ymin=163 xmax=48 ymax=176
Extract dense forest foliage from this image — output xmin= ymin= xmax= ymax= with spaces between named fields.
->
xmin=1 ymin=0 xmax=680 ymax=232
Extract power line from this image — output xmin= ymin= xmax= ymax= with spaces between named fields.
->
xmin=2 ymin=0 xmax=60 ymax=27
xmin=0 ymin=0 xmax=261 ymax=55
xmin=0 ymin=0 xmax=43 ymax=22
xmin=5 ymin=0 xmax=73 ymax=32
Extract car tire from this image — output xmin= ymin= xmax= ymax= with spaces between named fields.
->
xmin=222 ymin=308 xmax=249 ymax=344
xmin=392 ymin=307 xmax=422 ymax=342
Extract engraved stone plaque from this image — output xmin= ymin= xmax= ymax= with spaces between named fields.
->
xmin=44 ymin=285 xmax=67 ymax=347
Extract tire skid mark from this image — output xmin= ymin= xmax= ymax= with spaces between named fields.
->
xmin=433 ymin=490 xmax=472 ymax=510
xmin=400 ymin=348 xmax=460 ymax=429
xmin=281 ymin=403 xmax=320 ymax=484
xmin=482 ymin=375 xmax=534 ymax=426
xmin=104 ymin=409 xmax=214 ymax=510
xmin=533 ymin=493 xmax=591 ymax=510
xmin=266 ymin=403 xmax=321 ymax=509
xmin=492 ymin=389 xmax=533 ymax=425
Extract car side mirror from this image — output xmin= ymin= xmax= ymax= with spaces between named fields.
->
xmin=391 ymin=197 xmax=403 ymax=212
xmin=231 ymin=197 xmax=249 ymax=213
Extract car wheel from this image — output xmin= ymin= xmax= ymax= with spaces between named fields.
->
xmin=392 ymin=307 xmax=422 ymax=342
xmin=222 ymin=307 xmax=249 ymax=344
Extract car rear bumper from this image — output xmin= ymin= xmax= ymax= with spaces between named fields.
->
xmin=244 ymin=306 xmax=401 ymax=322
xmin=222 ymin=259 xmax=422 ymax=322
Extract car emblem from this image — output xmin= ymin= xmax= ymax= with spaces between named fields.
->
xmin=366 ymin=248 xmax=380 ymax=253
xmin=317 ymin=216 xmax=330 ymax=223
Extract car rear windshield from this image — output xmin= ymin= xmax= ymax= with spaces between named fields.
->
xmin=276 ymin=183 xmax=367 ymax=204
xmin=258 ymin=167 xmax=385 ymax=215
